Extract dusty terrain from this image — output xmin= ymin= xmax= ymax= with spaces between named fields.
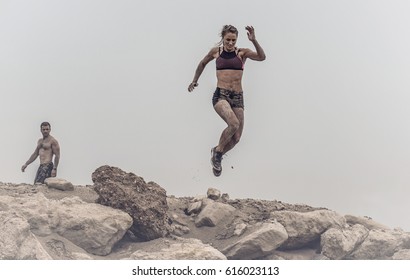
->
xmin=0 ymin=181 xmax=326 ymax=259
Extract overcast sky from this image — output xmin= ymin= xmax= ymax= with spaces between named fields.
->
xmin=1 ymin=0 xmax=410 ymax=231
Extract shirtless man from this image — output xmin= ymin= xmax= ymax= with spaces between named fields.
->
xmin=21 ymin=122 xmax=61 ymax=184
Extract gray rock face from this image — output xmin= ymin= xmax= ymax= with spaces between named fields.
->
xmin=92 ymin=165 xmax=169 ymax=241
xmin=271 ymin=210 xmax=346 ymax=249
xmin=195 ymin=201 xmax=236 ymax=227
xmin=222 ymin=222 xmax=288 ymax=259
xmin=320 ymin=224 xmax=369 ymax=259
xmin=44 ymin=178 xmax=74 ymax=191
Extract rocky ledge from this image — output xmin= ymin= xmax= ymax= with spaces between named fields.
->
xmin=1 ymin=165 xmax=409 ymax=260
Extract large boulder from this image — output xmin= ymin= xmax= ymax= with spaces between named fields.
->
xmin=0 ymin=192 xmax=133 ymax=257
xmin=320 ymin=224 xmax=369 ymax=259
xmin=52 ymin=196 xmax=133 ymax=256
xmin=195 ymin=201 xmax=236 ymax=227
xmin=0 ymin=211 xmax=52 ymax=260
xmin=222 ymin=222 xmax=288 ymax=259
xmin=346 ymin=229 xmax=410 ymax=259
xmin=92 ymin=165 xmax=169 ymax=241
xmin=271 ymin=210 xmax=346 ymax=249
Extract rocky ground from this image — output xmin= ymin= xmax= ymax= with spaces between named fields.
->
xmin=1 ymin=165 xmax=410 ymax=260
xmin=0 ymin=181 xmax=320 ymax=259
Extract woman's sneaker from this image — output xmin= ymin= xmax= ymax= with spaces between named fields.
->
xmin=211 ymin=147 xmax=222 ymax=176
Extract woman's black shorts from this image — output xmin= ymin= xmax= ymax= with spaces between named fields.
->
xmin=212 ymin=87 xmax=244 ymax=108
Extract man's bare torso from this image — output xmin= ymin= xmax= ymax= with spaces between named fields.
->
xmin=37 ymin=136 xmax=56 ymax=164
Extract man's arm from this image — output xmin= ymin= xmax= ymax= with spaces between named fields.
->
xmin=188 ymin=47 xmax=217 ymax=92
xmin=242 ymin=26 xmax=266 ymax=61
xmin=51 ymin=139 xmax=60 ymax=177
xmin=21 ymin=141 xmax=40 ymax=172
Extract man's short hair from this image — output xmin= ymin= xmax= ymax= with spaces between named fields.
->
xmin=40 ymin=121 xmax=51 ymax=128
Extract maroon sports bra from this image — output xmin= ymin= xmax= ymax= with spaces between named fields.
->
xmin=216 ymin=48 xmax=243 ymax=71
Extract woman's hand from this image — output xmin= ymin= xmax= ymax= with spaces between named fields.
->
xmin=188 ymin=82 xmax=198 ymax=92
xmin=246 ymin=26 xmax=256 ymax=42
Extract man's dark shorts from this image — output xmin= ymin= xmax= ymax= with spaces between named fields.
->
xmin=34 ymin=162 xmax=53 ymax=184
xmin=212 ymin=87 xmax=244 ymax=109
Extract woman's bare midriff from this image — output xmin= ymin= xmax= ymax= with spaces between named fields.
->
xmin=216 ymin=70 xmax=243 ymax=92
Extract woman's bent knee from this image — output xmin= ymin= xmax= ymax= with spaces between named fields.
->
xmin=229 ymin=120 xmax=240 ymax=132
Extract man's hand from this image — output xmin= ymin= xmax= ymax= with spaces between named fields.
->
xmin=21 ymin=164 xmax=27 ymax=172
xmin=51 ymin=168 xmax=57 ymax=177
xmin=188 ymin=82 xmax=198 ymax=92
xmin=246 ymin=26 xmax=256 ymax=42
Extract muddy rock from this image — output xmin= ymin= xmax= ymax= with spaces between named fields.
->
xmin=92 ymin=165 xmax=169 ymax=241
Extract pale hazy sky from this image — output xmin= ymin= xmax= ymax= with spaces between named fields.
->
xmin=1 ymin=0 xmax=410 ymax=230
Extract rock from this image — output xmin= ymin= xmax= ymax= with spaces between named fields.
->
xmin=0 ymin=211 xmax=52 ymax=260
xmin=265 ymin=248 xmax=327 ymax=260
xmin=234 ymin=223 xmax=247 ymax=236
xmin=193 ymin=194 xmax=207 ymax=201
xmin=171 ymin=224 xmax=190 ymax=236
xmin=221 ymin=193 xmax=230 ymax=202
xmin=125 ymin=238 xmax=226 ymax=260
xmin=0 ymin=192 xmax=55 ymax=236
xmin=345 ymin=215 xmax=390 ymax=231
xmin=201 ymin=198 xmax=215 ymax=209
xmin=44 ymin=178 xmax=74 ymax=191
xmin=0 ymin=192 xmax=132 ymax=257
xmin=170 ymin=214 xmax=188 ymax=227
xmin=92 ymin=165 xmax=169 ymax=241
xmin=195 ymin=202 xmax=236 ymax=227
xmin=2 ymin=180 xmax=410 ymax=260
xmin=53 ymin=196 xmax=133 ymax=256
xmin=222 ymin=222 xmax=288 ymax=259
xmin=207 ymin=188 xmax=221 ymax=200
xmin=71 ymin=252 xmax=94 ymax=260
xmin=346 ymin=229 xmax=410 ymax=259
xmin=271 ymin=210 xmax=346 ymax=249
xmin=187 ymin=201 xmax=202 ymax=215
xmin=320 ymin=224 xmax=369 ymax=259
xmin=41 ymin=237 xmax=94 ymax=260
xmin=392 ymin=249 xmax=410 ymax=260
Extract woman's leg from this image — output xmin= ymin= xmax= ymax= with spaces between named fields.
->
xmin=213 ymin=100 xmax=241 ymax=153
xmin=211 ymin=101 xmax=243 ymax=176
xmin=220 ymin=107 xmax=244 ymax=154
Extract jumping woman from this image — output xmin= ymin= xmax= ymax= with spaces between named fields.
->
xmin=188 ymin=25 xmax=266 ymax=176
